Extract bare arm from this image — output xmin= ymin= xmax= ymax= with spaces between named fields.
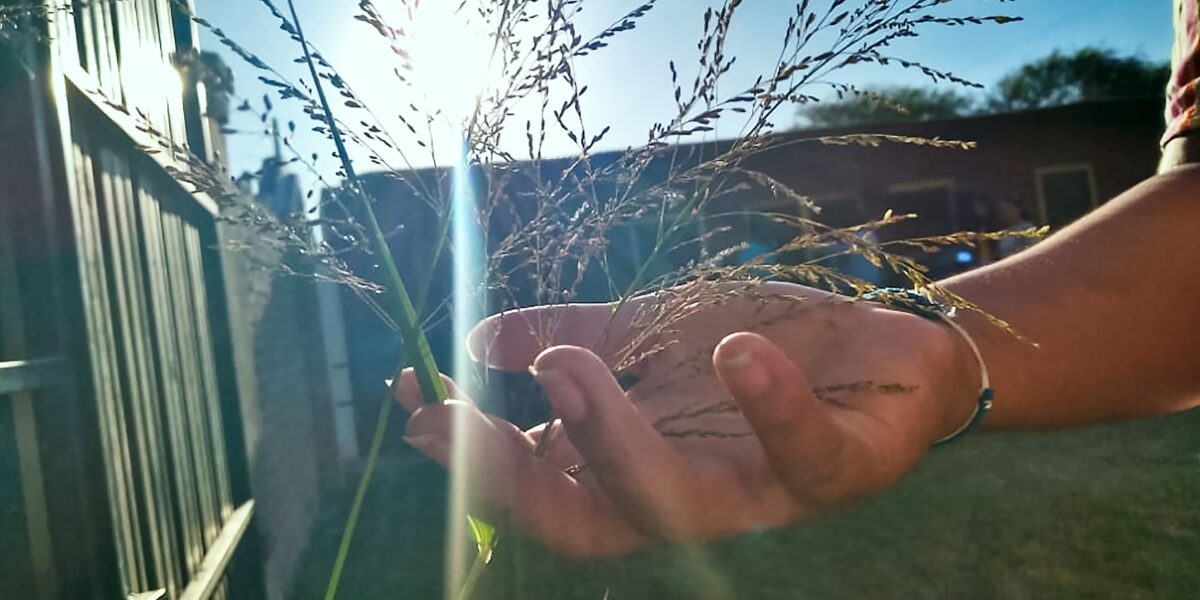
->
xmin=397 ymin=151 xmax=1200 ymax=557
xmin=943 ymin=162 xmax=1200 ymax=432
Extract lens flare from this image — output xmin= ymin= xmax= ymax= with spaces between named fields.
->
xmin=446 ymin=133 xmax=486 ymax=597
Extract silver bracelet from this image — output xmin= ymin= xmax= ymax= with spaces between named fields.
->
xmin=862 ymin=288 xmax=993 ymax=446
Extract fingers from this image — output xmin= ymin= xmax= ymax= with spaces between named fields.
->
xmin=532 ymin=345 xmax=702 ymax=539
xmin=394 ymin=368 xmax=465 ymax=413
xmin=466 ymin=302 xmax=641 ymax=371
xmin=404 ymin=399 xmax=644 ymax=556
xmin=713 ymin=332 xmax=856 ymax=506
xmin=396 ymin=369 xmax=543 ymax=460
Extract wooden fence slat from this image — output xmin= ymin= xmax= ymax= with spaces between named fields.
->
xmin=71 ymin=122 xmax=148 ymax=593
xmin=162 ymin=212 xmax=219 ymax=548
xmin=38 ymin=7 xmax=254 ymax=594
xmin=176 ymin=500 xmax=253 ymax=600
xmin=139 ymin=187 xmax=205 ymax=574
xmin=183 ymin=226 xmax=233 ymax=517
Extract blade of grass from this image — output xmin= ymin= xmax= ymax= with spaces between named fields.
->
xmin=457 ymin=516 xmax=495 ymax=600
xmin=456 ymin=552 xmax=489 ymax=600
xmin=283 ymin=0 xmax=445 ymax=406
xmin=322 ymin=383 xmax=395 ymax=600
xmin=279 ymin=2 xmax=447 ymax=599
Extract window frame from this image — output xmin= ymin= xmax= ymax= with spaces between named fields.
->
xmin=881 ymin=178 xmax=958 ymax=238
xmin=1033 ymin=163 xmax=1098 ymax=226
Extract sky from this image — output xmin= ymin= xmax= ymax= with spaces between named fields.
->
xmin=195 ymin=0 xmax=1175 ymax=196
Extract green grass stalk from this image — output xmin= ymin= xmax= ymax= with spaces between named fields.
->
xmin=280 ymin=2 xmax=448 ymax=599
xmin=283 ymin=0 xmax=446 ymax=406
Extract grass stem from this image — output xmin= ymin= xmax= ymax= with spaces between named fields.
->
xmin=281 ymin=2 xmax=448 ymax=599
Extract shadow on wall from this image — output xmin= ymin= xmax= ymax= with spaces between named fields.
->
xmin=223 ymin=237 xmax=345 ymax=600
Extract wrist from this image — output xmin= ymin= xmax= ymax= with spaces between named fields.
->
xmin=931 ymin=313 xmax=989 ymax=443
xmin=863 ymin=288 xmax=990 ymax=445
xmin=1159 ymin=133 xmax=1200 ymax=173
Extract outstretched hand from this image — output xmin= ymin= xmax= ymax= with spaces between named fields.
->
xmin=397 ymin=282 xmax=980 ymax=557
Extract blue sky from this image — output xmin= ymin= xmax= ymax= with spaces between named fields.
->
xmin=197 ymin=0 xmax=1174 ymax=192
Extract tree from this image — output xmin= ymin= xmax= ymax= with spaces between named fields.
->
xmin=797 ymin=85 xmax=977 ymax=128
xmin=984 ymin=47 xmax=1168 ymax=113
xmin=174 ymin=49 xmax=236 ymax=124
xmin=796 ymin=48 xmax=1168 ymax=129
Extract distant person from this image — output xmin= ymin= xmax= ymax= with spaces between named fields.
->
xmin=992 ymin=196 xmax=1038 ymax=259
xmin=397 ymin=2 xmax=1200 ymax=556
xmin=832 ymin=228 xmax=885 ymax=285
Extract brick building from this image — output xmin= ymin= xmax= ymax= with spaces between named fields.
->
xmin=736 ymin=97 xmax=1163 ymax=275
xmin=324 ymin=96 xmax=1164 ymax=429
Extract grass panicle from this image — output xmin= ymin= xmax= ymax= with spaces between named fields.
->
xmin=2 ymin=1 xmax=1036 ymax=597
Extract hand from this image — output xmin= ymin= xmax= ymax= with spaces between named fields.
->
xmin=397 ymin=282 xmax=981 ymax=557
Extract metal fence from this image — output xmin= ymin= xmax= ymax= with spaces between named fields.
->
xmin=0 ymin=1 xmax=259 ymax=598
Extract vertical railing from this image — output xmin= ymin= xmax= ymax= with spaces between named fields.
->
xmin=29 ymin=1 xmax=256 ymax=597
xmin=69 ymin=109 xmax=241 ymax=598
xmin=69 ymin=119 xmax=150 ymax=595
xmin=138 ymin=175 xmax=203 ymax=579
xmin=182 ymin=224 xmax=234 ymax=522
xmin=96 ymin=144 xmax=182 ymax=597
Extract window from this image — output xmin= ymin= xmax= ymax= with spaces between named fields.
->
xmin=879 ymin=179 xmax=956 ymax=241
xmin=1035 ymin=164 xmax=1097 ymax=229
xmin=810 ymin=190 xmax=865 ymax=229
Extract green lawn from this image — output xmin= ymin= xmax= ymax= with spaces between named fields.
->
xmin=289 ymin=408 xmax=1200 ymax=599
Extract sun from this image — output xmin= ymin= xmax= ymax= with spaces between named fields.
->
xmin=336 ymin=1 xmax=541 ymax=165
xmin=400 ymin=1 xmax=502 ymax=124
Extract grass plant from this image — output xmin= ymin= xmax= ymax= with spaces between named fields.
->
xmin=2 ymin=2 xmax=1038 ymax=597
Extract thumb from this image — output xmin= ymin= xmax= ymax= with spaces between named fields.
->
xmin=712 ymin=332 xmax=852 ymax=507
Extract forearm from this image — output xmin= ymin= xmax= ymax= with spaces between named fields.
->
xmin=941 ymin=164 xmax=1200 ymax=430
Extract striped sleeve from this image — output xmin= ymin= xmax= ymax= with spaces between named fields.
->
xmin=1164 ymin=0 xmax=1200 ymax=145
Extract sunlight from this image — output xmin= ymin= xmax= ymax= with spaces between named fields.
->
xmin=451 ymin=134 xmax=485 ymax=385
xmin=124 ymin=52 xmax=184 ymax=120
xmin=447 ymin=133 xmax=485 ymax=599
xmin=336 ymin=1 xmax=509 ymax=166
xmin=403 ymin=1 xmax=500 ymax=124
xmin=336 ymin=4 xmax=497 ymax=591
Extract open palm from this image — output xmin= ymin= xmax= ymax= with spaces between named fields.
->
xmin=398 ymin=282 xmax=978 ymax=556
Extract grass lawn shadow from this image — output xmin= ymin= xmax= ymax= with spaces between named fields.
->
xmin=288 ymin=408 xmax=1200 ymax=599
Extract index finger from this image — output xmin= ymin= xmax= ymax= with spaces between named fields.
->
xmin=405 ymin=400 xmax=648 ymax=557
xmin=466 ymin=301 xmax=642 ymax=371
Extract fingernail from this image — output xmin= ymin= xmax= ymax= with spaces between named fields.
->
xmin=409 ymin=404 xmax=429 ymax=421
xmin=720 ymin=350 xmax=771 ymax=397
xmin=722 ymin=350 xmax=754 ymax=368
xmin=403 ymin=434 xmax=444 ymax=451
xmin=531 ymin=366 xmax=586 ymax=422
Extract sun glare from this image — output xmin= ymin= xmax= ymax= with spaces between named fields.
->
xmin=404 ymin=2 xmax=500 ymax=123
